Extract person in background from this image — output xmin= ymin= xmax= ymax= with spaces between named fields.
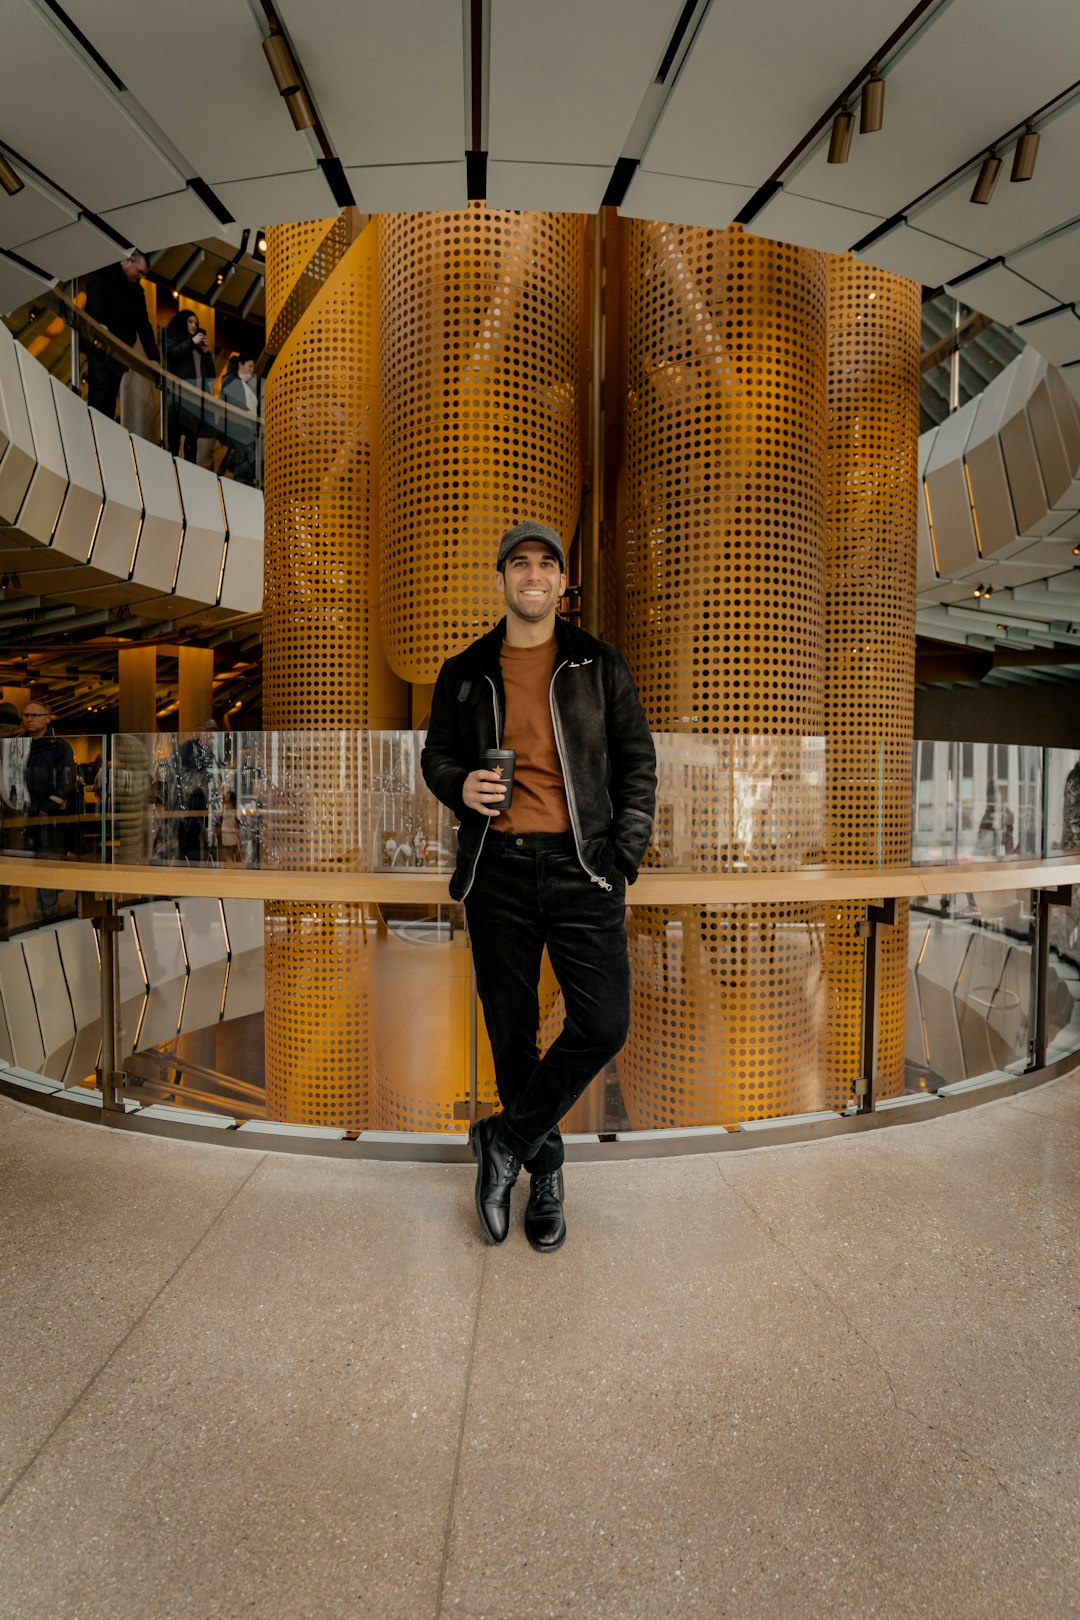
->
xmin=163 ymin=310 xmax=213 ymax=461
xmin=83 ymin=251 xmax=160 ymax=422
xmin=220 ymin=355 xmax=261 ymax=485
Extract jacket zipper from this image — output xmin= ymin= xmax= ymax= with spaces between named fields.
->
xmin=459 ymin=676 xmax=501 ymax=901
xmin=549 ymin=661 xmax=612 ymax=892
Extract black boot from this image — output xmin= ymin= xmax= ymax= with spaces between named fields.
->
xmin=524 ymin=1169 xmax=566 ymax=1253
xmin=468 ymin=1114 xmax=521 ymax=1244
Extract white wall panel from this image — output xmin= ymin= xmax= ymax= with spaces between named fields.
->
xmin=133 ymin=980 xmax=184 ymax=1051
xmin=102 ymin=191 xmax=221 ymax=257
xmin=488 ymin=0 xmax=678 ymax=168
xmin=178 ymin=964 xmax=227 ymax=1034
xmin=222 ymin=952 xmax=264 ymax=1020
xmin=0 ymin=321 xmax=36 ymax=523
xmin=116 ymin=910 xmax=147 ymax=1002
xmin=218 ymin=479 xmax=263 ymax=611
xmin=0 ymin=941 xmax=45 ymax=1071
xmin=924 ymin=399 xmax=980 ymax=576
xmin=21 ymin=930 xmax=75 ymax=1051
xmin=174 ymin=461 xmax=227 ymax=605
xmin=13 ymin=345 xmax=67 ymax=544
xmin=89 ymin=410 xmax=143 ymax=578
xmin=130 ymin=440 xmax=183 ymax=592
xmin=50 ymin=378 xmax=103 ymax=563
xmin=277 ymin=0 xmax=464 ymax=167
xmin=222 ymin=899 xmax=264 ymax=956
xmin=130 ymin=901 xmax=187 ymax=983
xmin=56 ymin=918 xmax=101 ymax=1028
xmin=177 ymin=897 xmax=228 ymax=971
xmin=0 ymin=180 xmax=77 ymax=254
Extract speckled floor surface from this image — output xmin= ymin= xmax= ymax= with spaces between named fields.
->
xmin=2 ymin=1077 xmax=1079 ymax=1620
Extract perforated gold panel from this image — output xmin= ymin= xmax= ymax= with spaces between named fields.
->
xmin=263 ymin=218 xmax=336 ymax=334
xmin=262 ymin=221 xmax=406 ymax=1128
xmin=823 ymin=255 xmax=920 ymax=1104
xmin=378 ymin=206 xmax=584 ymax=681
xmin=617 ymin=222 xmax=828 ymax=1127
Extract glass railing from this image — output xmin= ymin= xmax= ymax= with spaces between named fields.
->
xmin=3 ymin=285 xmax=263 ymax=488
xmin=1 ymin=730 xmax=1078 ymax=1141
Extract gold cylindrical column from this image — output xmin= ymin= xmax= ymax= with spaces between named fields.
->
xmin=262 ymin=219 xmax=407 ymax=1127
xmin=618 ymin=221 xmax=828 ymax=1127
xmin=823 ymin=256 xmax=920 ymax=1104
xmin=378 ymin=205 xmax=585 ymax=681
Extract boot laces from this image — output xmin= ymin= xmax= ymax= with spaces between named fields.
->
xmin=531 ymin=1171 xmax=560 ymax=1200
xmin=500 ymin=1153 xmax=521 ymax=1186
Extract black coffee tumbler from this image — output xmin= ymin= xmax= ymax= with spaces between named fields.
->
xmin=479 ymin=748 xmax=516 ymax=809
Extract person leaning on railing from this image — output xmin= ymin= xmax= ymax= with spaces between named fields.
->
xmin=163 ymin=310 xmax=214 ymax=462
xmin=82 ymin=251 xmax=160 ymax=422
xmin=220 ymin=355 xmax=261 ymax=486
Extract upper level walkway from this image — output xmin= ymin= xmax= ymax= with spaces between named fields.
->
xmin=1 ymin=1070 xmax=1078 ymax=1618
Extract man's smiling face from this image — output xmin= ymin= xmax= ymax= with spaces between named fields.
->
xmin=496 ymin=542 xmax=566 ymax=627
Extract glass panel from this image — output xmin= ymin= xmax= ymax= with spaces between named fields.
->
xmin=911 ymin=740 xmax=1043 ymax=865
xmin=906 ymin=887 xmax=1036 ymax=1092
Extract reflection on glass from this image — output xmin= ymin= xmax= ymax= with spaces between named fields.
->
xmin=911 ymin=740 xmax=1044 ymax=865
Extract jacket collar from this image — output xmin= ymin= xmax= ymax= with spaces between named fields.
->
xmin=459 ymin=615 xmax=599 ymax=678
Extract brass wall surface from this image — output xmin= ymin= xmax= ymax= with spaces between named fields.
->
xmin=618 ymin=222 xmax=828 ymax=1127
xmin=264 ymin=219 xmax=336 ymax=334
xmin=378 ymin=206 xmax=584 ymax=682
xmin=823 ymin=256 xmax=921 ymax=1104
xmin=262 ymin=221 xmax=406 ymax=1128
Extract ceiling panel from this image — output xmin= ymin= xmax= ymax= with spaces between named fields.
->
xmin=855 ymin=223 xmax=982 ymax=286
xmin=0 ymin=2 xmax=180 ymax=213
xmin=1008 ymin=223 xmax=1080 ymax=307
xmin=211 ymin=172 xmax=333 ymax=230
xmin=0 ymin=254 xmax=53 ymax=316
xmin=910 ymin=98 xmax=1080 ymax=260
xmin=619 ymin=172 xmax=753 ymax=230
xmin=344 ymin=162 xmax=468 ymax=215
xmin=944 ymin=264 xmax=1057 ymax=327
xmin=486 ymin=163 xmax=609 ymax=216
xmin=60 ymin=0 xmax=313 ymax=183
xmin=786 ymin=0 xmax=1080 ymax=223
xmin=488 ymin=0 xmax=679 ymax=169
xmin=276 ymin=0 xmax=464 ymax=167
xmin=747 ymin=191 xmax=879 ymax=254
xmin=101 ymin=191 xmax=222 ymax=256
xmin=1019 ymin=309 xmax=1080 ymax=367
xmin=0 ymin=178 xmax=77 ymax=255
xmin=638 ymin=0 xmax=899 ymax=187
xmin=12 ymin=219 xmax=122 ymax=280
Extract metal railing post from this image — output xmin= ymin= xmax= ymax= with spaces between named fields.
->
xmin=80 ymin=894 xmax=125 ymax=1112
xmin=855 ymin=896 xmax=897 ymax=1112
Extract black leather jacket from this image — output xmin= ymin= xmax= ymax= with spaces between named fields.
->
xmin=26 ymin=732 xmax=77 ymax=815
xmin=421 ymin=617 xmax=656 ymax=901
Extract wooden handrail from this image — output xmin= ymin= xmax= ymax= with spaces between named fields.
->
xmin=2 ymin=854 xmax=1078 ymax=906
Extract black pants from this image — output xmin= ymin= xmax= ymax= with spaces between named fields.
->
xmin=86 ymin=350 xmax=126 ymax=420
xmin=465 ymin=830 xmax=630 ymax=1174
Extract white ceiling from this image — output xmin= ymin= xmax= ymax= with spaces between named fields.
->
xmin=0 ymin=0 xmax=1076 ymax=337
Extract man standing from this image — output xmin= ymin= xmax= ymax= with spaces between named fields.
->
xmin=83 ymin=251 xmax=160 ymax=421
xmin=421 ymin=521 xmax=656 ymax=1251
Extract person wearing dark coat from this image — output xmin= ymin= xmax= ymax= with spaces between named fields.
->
xmin=220 ymin=355 xmax=262 ymax=485
xmin=83 ymin=252 xmax=160 ymax=421
xmin=0 ymin=699 xmax=77 ymax=861
xmin=163 ymin=310 xmax=215 ymax=461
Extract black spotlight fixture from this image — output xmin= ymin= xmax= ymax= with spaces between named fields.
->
xmin=860 ymin=66 xmax=885 ymax=134
xmin=828 ymin=105 xmax=854 ymax=165
xmin=970 ymin=150 xmax=1002 ymax=205
xmin=1011 ymin=120 xmax=1039 ymax=182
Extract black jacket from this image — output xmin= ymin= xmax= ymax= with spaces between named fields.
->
xmin=26 ymin=732 xmax=77 ymax=815
xmin=83 ymin=264 xmax=160 ymax=361
xmin=421 ymin=616 xmax=656 ymax=901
